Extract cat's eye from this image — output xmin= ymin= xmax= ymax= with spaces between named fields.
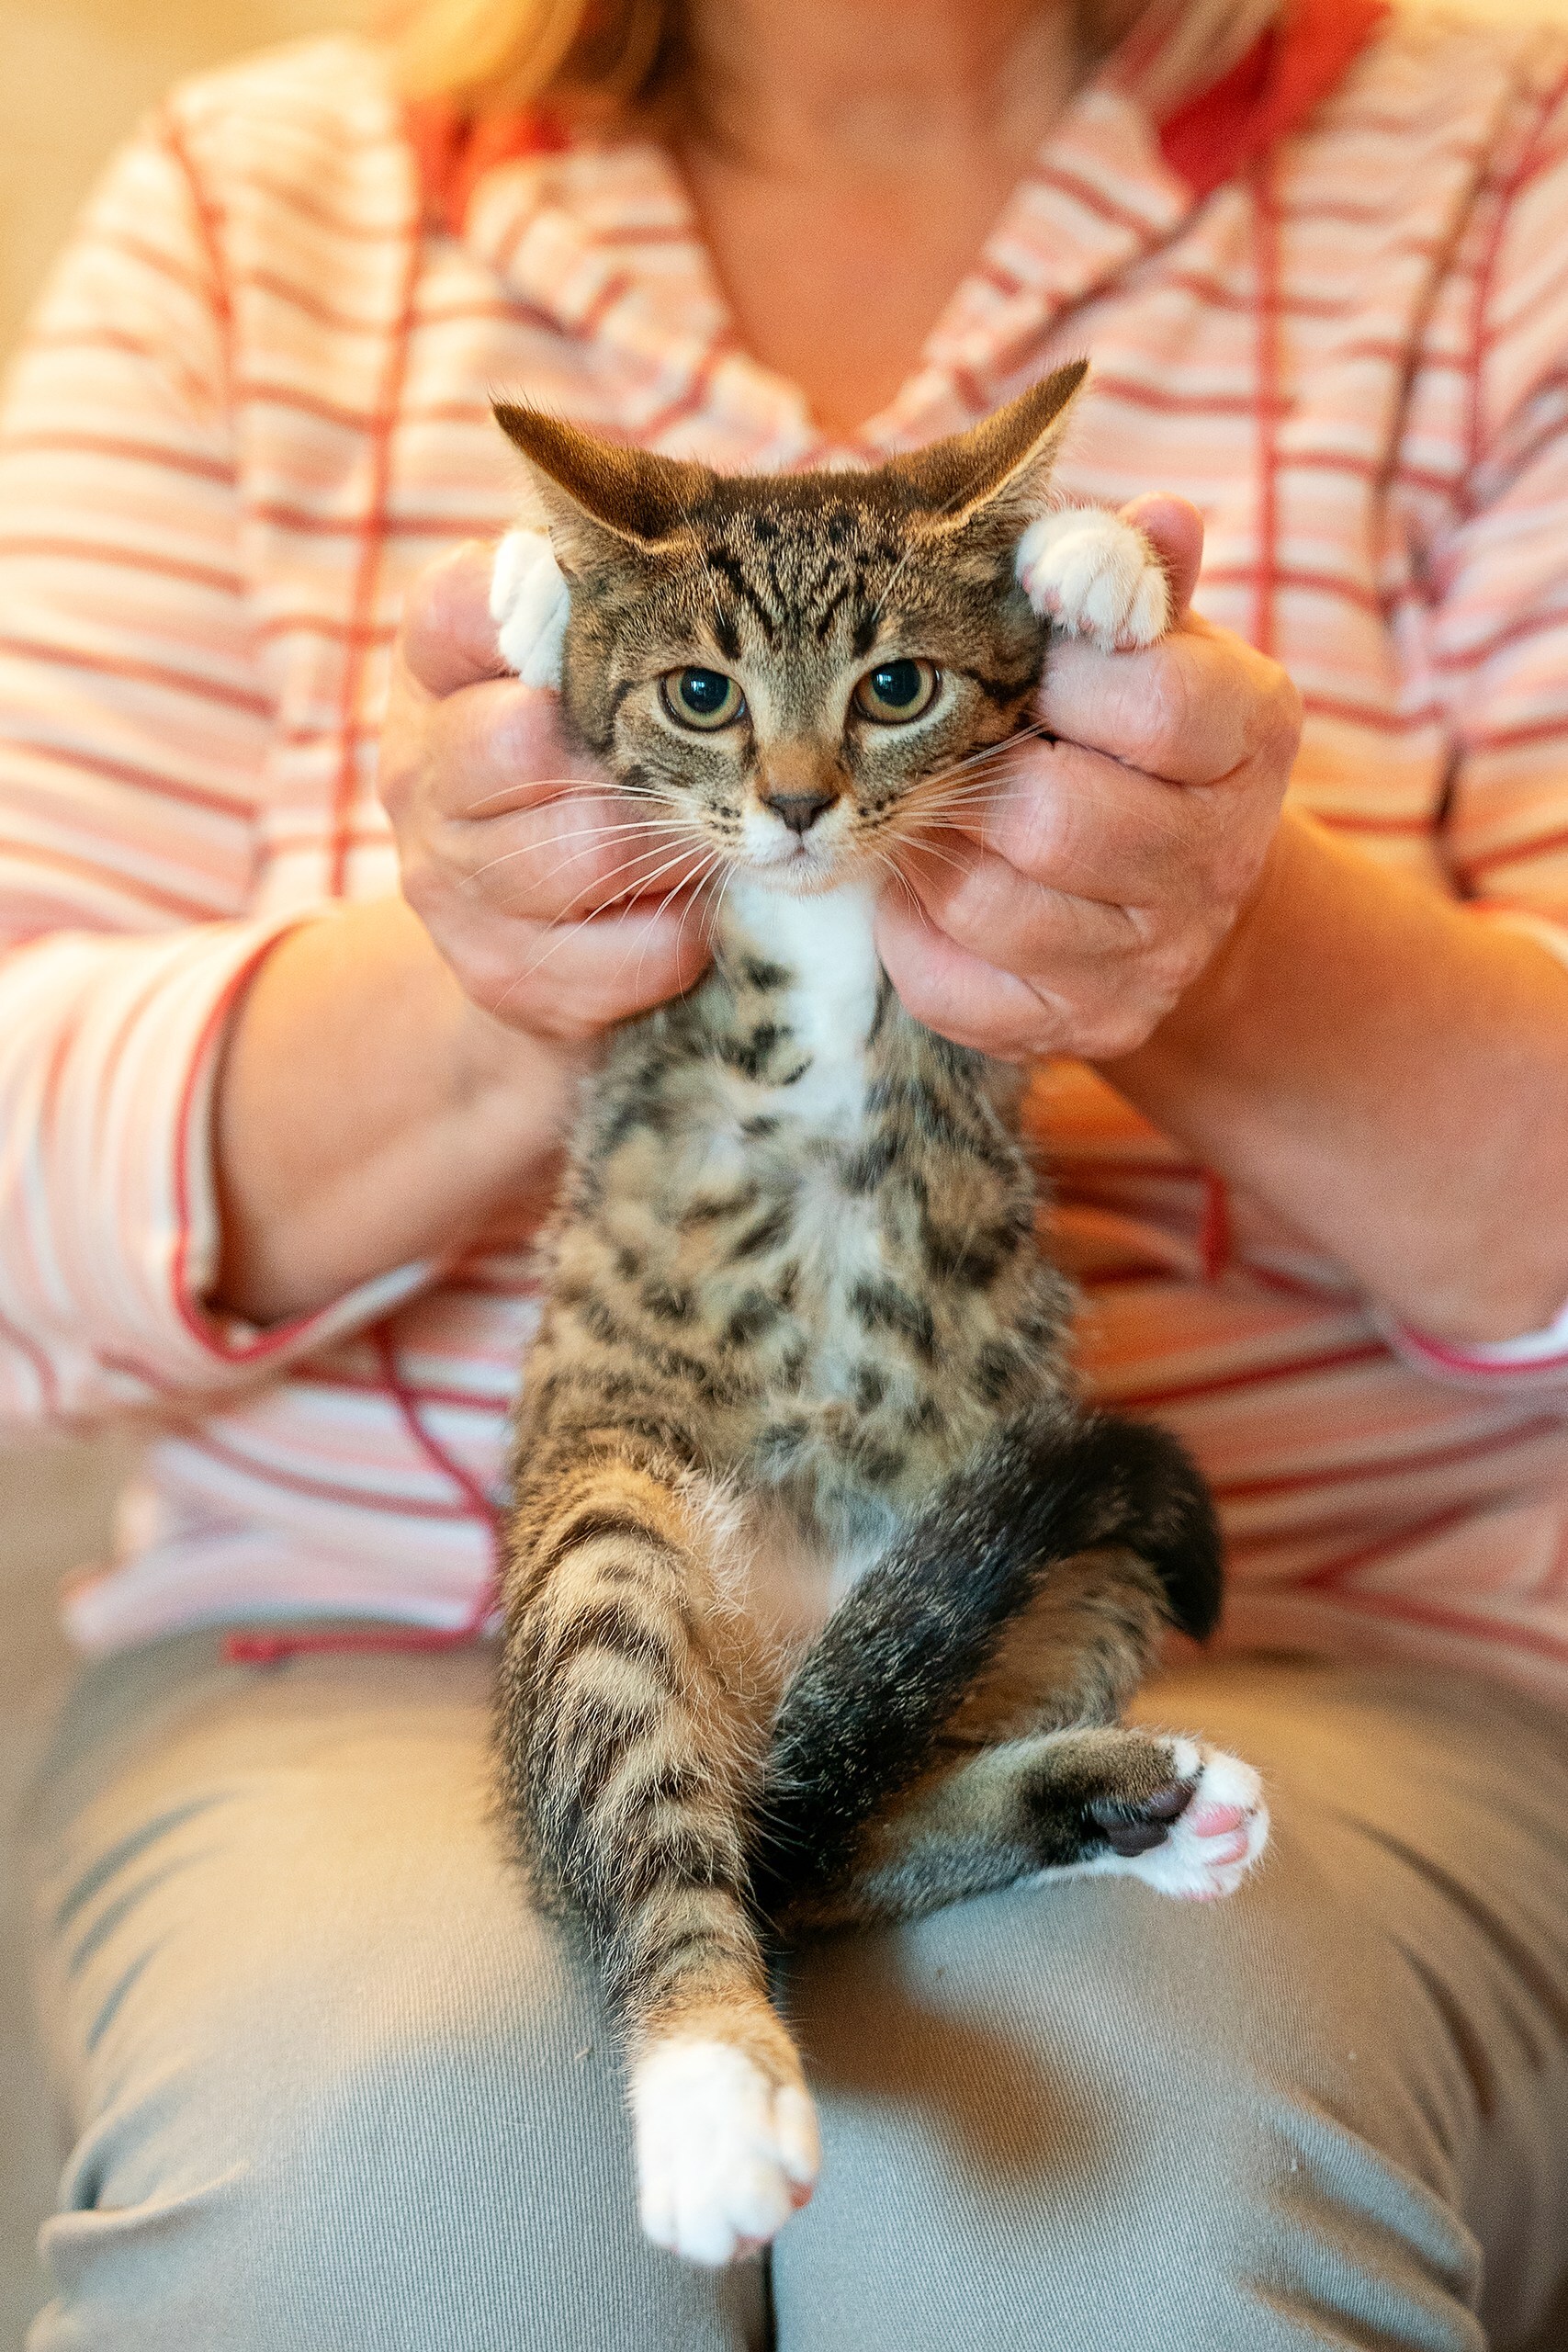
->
xmin=661 ymin=667 xmax=747 ymax=731
xmin=852 ymin=658 xmax=940 ymax=725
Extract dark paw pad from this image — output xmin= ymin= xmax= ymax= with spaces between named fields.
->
xmin=1087 ymin=1780 xmax=1195 ymax=1858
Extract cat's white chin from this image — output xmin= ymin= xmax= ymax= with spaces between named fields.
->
xmin=743 ymin=871 xmax=842 ymax=898
xmin=730 ymin=853 xmax=853 ymax=897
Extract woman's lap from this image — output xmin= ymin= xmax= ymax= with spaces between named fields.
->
xmin=20 ymin=1636 xmax=1568 ymax=2351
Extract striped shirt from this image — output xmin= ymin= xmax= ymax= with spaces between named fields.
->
xmin=4 ymin=6 xmax=1568 ymax=1694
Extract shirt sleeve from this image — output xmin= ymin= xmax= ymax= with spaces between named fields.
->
xmin=1393 ymin=62 xmax=1568 ymax=1388
xmin=0 ymin=114 xmax=424 ymax=1428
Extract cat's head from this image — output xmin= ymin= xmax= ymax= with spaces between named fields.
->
xmin=494 ymin=363 xmax=1086 ymax=896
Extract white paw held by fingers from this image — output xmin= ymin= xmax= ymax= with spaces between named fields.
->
xmin=1115 ymin=1740 xmax=1270 ymax=1901
xmin=633 ymin=2038 xmax=820 ymax=2266
xmin=1016 ymin=507 xmax=1171 ymax=651
xmin=491 ymin=526 xmax=570 ymax=688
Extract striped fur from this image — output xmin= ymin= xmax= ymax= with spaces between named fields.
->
xmin=498 ymin=386 xmax=1244 ymax=2262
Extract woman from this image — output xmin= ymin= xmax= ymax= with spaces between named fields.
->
xmin=5 ymin=0 xmax=1568 ymax=2341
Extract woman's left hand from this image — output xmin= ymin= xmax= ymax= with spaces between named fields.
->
xmin=874 ymin=495 xmax=1303 ymax=1063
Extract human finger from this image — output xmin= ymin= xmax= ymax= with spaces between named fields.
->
xmin=892 ymin=829 xmax=1153 ymax=984
xmin=398 ymin=540 xmax=513 ymax=695
xmin=408 ymin=673 xmax=606 ymax=822
xmin=457 ymin=898 xmax=717 ymax=1040
xmin=1119 ymin=492 xmax=1203 ymax=617
xmin=887 ymin=818 xmax=1228 ymax=1057
xmin=1038 ymin=611 xmax=1302 ymax=787
xmin=444 ymin=792 xmax=718 ymax=924
xmin=873 ymin=886 xmax=1083 ymax=1061
xmin=933 ymin=735 xmax=1232 ymax=906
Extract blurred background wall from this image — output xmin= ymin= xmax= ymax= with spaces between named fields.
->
xmin=0 ymin=0 xmax=352 ymax=352
xmin=0 ymin=7 xmax=346 ymax=2335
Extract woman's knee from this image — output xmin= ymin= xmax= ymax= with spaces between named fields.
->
xmin=772 ymin=1847 xmax=1483 ymax=2350
xmin=35 ymin=1862 xmax=760 ymax=2352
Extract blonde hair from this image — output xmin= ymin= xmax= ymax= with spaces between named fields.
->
xmin=389 ymin=0 xmax=1282 ymax=126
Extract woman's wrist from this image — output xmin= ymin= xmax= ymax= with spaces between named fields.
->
xmin=1105 ymin=807 xmax=1568 ymax=1340
xmin=1120 ymin=804 xmax=1308 ymax=1089
xmin=210 ymin=896 xmax=592 ymax=1325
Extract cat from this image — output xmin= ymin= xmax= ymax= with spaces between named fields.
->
xmin=488 ymin=362 xmax=1269 ymax=2268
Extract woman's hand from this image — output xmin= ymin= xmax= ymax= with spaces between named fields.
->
xmin=213 ymin=538 xmax=720 ymax=1326
xmin=378 ymin=541 xmax=712 ymax=1047
xmin=874 ymin=496 xmax=1303 ymax=1063
xmin=872 ymin=492 xmax=1568 ymax=1343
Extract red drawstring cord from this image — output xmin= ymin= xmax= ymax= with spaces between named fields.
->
xmin=1199 ymin=1170 xmax=1232 ymax=1283
xmin=1187 ymin=151 xmax=1286 ymax=1289
xmin=1249 ymin=151 xmax=1282 ymax=662
xmin=223 ymin=1322 xmax=504 ymax=1667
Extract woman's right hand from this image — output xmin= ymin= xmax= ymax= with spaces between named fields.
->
xmin=210 ymin=541 xmax=714 ymax=1326
xmin=378 ymin=540 xmax=714 ymax=1046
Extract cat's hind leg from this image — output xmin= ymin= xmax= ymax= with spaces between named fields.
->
xmin=786 ymin=1720 xmax=1269 ymax=1929
xmin=502 ymin=1428 xmax=818 ymax=2265
xmin=751 ymin=1409 xmax=1268 ymax=1929
xmin=750 ymin=1408 xmax=1223 ymax=1923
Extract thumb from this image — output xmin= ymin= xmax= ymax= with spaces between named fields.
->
xmin=1120 ymin=492 xmax=1204 ymax=618
xmin=399 ymin=540 xmax=510 ymax=697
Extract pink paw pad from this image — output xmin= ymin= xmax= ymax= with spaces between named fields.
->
xmin=1113 ymin=1746 xmax=1269 ymax=1902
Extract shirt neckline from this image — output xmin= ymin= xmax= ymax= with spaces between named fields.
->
xmin=413 ymin=0 xmax=1388 ymax=459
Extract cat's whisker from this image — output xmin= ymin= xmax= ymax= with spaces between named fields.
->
xmin=909 ymin=742 xmax=1043 ymax=800
xmin=891 ymin=840 xmax=976 ymax=886
xmin=461 ymin=774 xmax=679 ymax=817
xmin=594 ymin=837 xmax=727 ymax=916
xmin=924 ymin=722 xmax=1049 ymax=774
xmin=470 ymin=842 xmax=706 ymax=910
xmin=899 ymin=761 xmax=1041 ymax=825
xmin=677 ymin=851 xmax=729 ymax=951
xmin=466 ymin=816 xmax=707 ymax=888
xmin=460 ymin=776 xmax=600 ymax=813
xmin=865 ymin=842 xmax=945 ymax=933
xmin=626 ymin=851 xmax=728 ymax=998
xmin=482 ymin=838 xmax=725 ymax=1015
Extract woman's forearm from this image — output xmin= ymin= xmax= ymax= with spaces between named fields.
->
xmin=1109 ymin=807 xmax=1568 ymax=1343
xmin=211 ymin=897 xmax=587 ymax=1325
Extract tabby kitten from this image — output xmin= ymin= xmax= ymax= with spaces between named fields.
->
xmin=489 ymin=364 xmax=1269 ymax=2268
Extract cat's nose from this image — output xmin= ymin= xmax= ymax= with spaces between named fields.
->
xmin=761 ymin=786 xmax=837 ymax=836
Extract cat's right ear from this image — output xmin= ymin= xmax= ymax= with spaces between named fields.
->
xmin=493 ymin=404 xmax=714 ymax=577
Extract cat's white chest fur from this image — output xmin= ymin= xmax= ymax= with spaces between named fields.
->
xmin=719 ymin=877 xmax=881 ymax=1131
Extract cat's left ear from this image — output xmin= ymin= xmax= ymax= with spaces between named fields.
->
xmin=493 ymin=403 xmax=714 ymax=577
xmin=884 ymin=360 xmax=1089 ymax=538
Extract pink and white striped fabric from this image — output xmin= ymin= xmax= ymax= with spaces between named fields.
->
xmin=4 ymin=7 xmax=1568 ymax=1692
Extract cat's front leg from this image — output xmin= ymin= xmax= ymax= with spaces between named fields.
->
xmin=1016 ymin=505 xmax=1172 ymax=650
xmin=502 ymin=1426 xmax=818 ymax=2265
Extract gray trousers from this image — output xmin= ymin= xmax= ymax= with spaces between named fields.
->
xmin=20 ymin=1636 xmax=1568 ymax=2350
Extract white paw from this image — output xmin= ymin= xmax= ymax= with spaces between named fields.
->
xmin=1114 ymin=1739 xmax=1269 ymax=1901
xmin=632 ymin=2038 xmax=820 ymax=2267
xmin=491 ymin=526 xmax=570 ymax=688
xmin=1015 ymin=507 xmax=1171 ymax=651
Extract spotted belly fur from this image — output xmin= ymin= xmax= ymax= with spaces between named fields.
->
xmin=525 ymin=877 xmax=1076 ymax=1589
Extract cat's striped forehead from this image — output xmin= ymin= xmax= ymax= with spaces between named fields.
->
xmin=581 ymin=479 xmax=1021 ymax=677
xmin=668 ymin=490 xmax=962 ymax=660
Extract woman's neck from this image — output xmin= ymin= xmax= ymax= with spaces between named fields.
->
xmin=676 ymin=0 xmax=1145 ymax=436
